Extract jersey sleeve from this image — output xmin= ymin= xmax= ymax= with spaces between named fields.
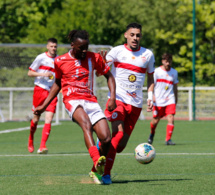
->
xmin=147 ymin=52 xmax=155 ymax=74
xmin=153 ymin=68 xmax=158 ymax=85
xmin=29 ymin=55 xmax=42 ymax=71
xmin=94 ymin=53 xmax=110 ymax=76
xmin=54 ymin=60 xmax=62 ymax=79
xmin=106 ymin=47 xmax=116 ymax=67
xmin=174 ymin=70 xmax=179 ymax=84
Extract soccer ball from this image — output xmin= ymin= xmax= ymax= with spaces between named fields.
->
xmin=134 ymin=143 xmax=156 ymax=164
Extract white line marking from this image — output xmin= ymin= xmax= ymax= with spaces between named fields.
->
xmin=0 ymin=153 xmax=214 ymax=157
xmin=0 ymin=123 xmax=60 ymax=134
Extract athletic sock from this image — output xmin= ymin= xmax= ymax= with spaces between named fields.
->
xmin=40 ymin=123 xmax=51 ymax=148
xmin=89 ymin=146 xmax=101 ymax=167
xmin=166 ymin=124 xmax=174 ymax=141
xmin=104 ymin=131 xmax=124 ymax=176
xmin=29 ymin=120 xmax=37 ymax=141
xmin=150 ymin=122 xmax=156 ymax=135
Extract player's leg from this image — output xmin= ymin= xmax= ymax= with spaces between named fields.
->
xmin=37 ymin=111 xmax=54 ymax=154
xmin=28 ymin=114 xmax=40 ymax=153
xmin=93 ymin=118 xmax=111 ymax=157
xmin=148 ymin=117 xmax=160 ymax=144
xmin=73 ymin=106 xmax=105 ymax=174
xmin=165 ymin=114 xmax=175 ymax=145
xmin=37 ymin=94 xmax=57 ymax=154
xmin=165 ymin=104 xmax=176 ymax=145
xmin=103 ymin=120 xmax=124 ymax=177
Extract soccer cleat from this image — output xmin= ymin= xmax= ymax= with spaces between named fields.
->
xmin=95 ymin=156 xmax=106 ymax=175
xmin=102 ymin=174 xmax=112 ymax=185
xmin=28 ymin=139 xmax=34 ymax=153
xmin=148 ymin=134 xmax=154 ymax=144
xmin=37 ymin=147 xmax=48 ymax=154
xmin=165 ymin=139 xmax=175 ymax=145
xmin=89 ymin=171 xmax=102 ymax=184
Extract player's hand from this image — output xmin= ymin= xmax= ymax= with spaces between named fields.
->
xmin=34 ymin=106 xmax=46 ymax=116
xmin=107 ymin=98 xmax=117 ymax=111
xmin=98 ymin=50 xmax=112 ymax=64
xmin=44 ymin=72 xmax=53 ymax=78
xmin=147 ymin=99 xmax=153 ymax=112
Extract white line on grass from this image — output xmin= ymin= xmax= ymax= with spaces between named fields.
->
xmin=0 ymin=123 xmax=60 ymax=134
xmin=0 ymin=152 xmax=215 ymax=157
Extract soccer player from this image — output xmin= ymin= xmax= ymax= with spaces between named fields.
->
xmin=33 ymin=30 xmax=116 ymax=184
xmin=99 ymin=23 xmax=155 ymax=184
xmin=148 ymin=53 xmax=178 ymax=145
xmin=28 ymin=38 xmax=58 ymax=154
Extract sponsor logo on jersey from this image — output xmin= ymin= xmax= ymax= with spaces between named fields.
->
xmin=128 ymin=74 xmax=136 ymax=82
xmin=126 ymin=91 xmax=137 ymax=98
xmin=57 ymin=57 xmax=66 ymax=61
xmin=112 ymin=112 xmax=118 ymax=119
xmin=141 ymin=56 xmax=147 ymax=63
xmin=132 ymin=56 xmax=135 ymax=60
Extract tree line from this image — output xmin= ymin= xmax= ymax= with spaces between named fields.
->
xmin=0 ymin=0 xmax=214 ymax=86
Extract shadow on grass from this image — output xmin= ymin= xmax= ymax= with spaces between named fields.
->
xmin=112 ymin=178 xmax=192 ymax=184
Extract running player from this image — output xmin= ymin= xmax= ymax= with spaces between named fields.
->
xmin=148 ymin=53 xmax=178 ymax=145
xmin=33 ymin=30 xmax=116 ymax=184
xmin=99 ymin=23 xmax=155 ymax=184
xmin=28 ymin=38 xmax=58 ymax=154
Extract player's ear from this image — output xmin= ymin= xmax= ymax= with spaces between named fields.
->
xmin=124 ymin=32 xmax=128 ymax=39
xmin=70 ymin=42 xmax=74 ymax=48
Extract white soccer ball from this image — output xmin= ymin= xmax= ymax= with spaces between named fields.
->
xmin=134 ymin=143 xmax=156 ymax=164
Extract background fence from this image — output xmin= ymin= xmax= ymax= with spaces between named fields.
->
xmin=0 ymin=86 xmax=214 ymax=122
xmin=0 ymin=44 xmax=214 ymax=122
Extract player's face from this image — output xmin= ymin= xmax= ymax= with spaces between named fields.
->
xmin=162 ymin=59 xmax=172 ymax=71
xmin=124 ymin=28 xmax=142 ymax=51
xmin=47 ymin=42 xmax=57 ymax=57
xmin=71 ymin=38 xmax=89 ymax=60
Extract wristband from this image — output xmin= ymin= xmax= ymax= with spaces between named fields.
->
xmin=147 ymin=91 xmax=153 ymax=101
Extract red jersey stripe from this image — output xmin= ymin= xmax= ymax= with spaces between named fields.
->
xmin=114 ymin=62 xmax=146 ymax=73
xmin=39 ymin=65 xmax=55 ymax=72
xmin=157 ymin=79 xmax=173 ymax=84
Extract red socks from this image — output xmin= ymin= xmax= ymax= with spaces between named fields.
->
xmin=89 ymin=146 xmax=101 ymax=168
xmin=166 ymin=124 xmax=174 ymax=141
xmin=40 ymin=123 xmax=51 ymax=148
xmin=104 ymin=131 xmax=124 ymax=176
xmin=29 ymin=120 xmax=37 ymax=140
xmin=150 ymin=122 xmax=156 ymax=134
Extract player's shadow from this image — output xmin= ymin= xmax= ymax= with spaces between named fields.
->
xmin=112 ymin=178 xmax=192 ymax=184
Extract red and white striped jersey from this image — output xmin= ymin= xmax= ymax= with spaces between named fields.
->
xmin=106 ymin=44 xmax=155 ymax=108
xmin=54 ymin=50 xmax=110 ymax=103
xmin=29 ymin=52 xmax=56 ymax=91
xmin=154 ymin=66 xmax=179 ymax=107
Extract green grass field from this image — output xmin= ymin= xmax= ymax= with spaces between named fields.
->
xmin=0 ymin=120 xmax=215 ymax=195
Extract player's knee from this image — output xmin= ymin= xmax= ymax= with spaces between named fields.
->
xmin=100 ymin=136 xmax=111 ymax=145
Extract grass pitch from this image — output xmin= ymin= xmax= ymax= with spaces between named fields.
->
xmin=0 ymin=120 xmax=215 ymax=194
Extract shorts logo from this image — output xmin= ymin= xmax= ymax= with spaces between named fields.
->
xmin=128 ymin=74 xmax=136 ymax=82
xmin=112 ymin=112 xmax=118 ymax=119
xmin=153 ymin=110 xmax=158 ymax=116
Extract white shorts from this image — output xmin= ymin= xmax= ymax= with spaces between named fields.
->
xmin=65 ymin=100 xmax=106 ymax=125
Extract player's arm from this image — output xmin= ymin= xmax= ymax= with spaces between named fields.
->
xmin=173 ymin=84 xmax=178 ymax=104
xmin=147 ymin=73 xmax=154 ymax=112
xmin=28 ymin=69 xmax=53 ymax=78
xmin=103 ymin=71 xmax=116 ymax=111
xmin=34 ymin=79 xmax=61 ymax=115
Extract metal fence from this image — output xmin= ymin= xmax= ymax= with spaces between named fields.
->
xmin=0 ymin=87 xmax=214 ymax=122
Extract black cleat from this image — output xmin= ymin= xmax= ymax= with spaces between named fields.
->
xmin=165 ymin=139 xmax=175 ymax=145
xmin=148 ymin=134 xmax=154 ymax=144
